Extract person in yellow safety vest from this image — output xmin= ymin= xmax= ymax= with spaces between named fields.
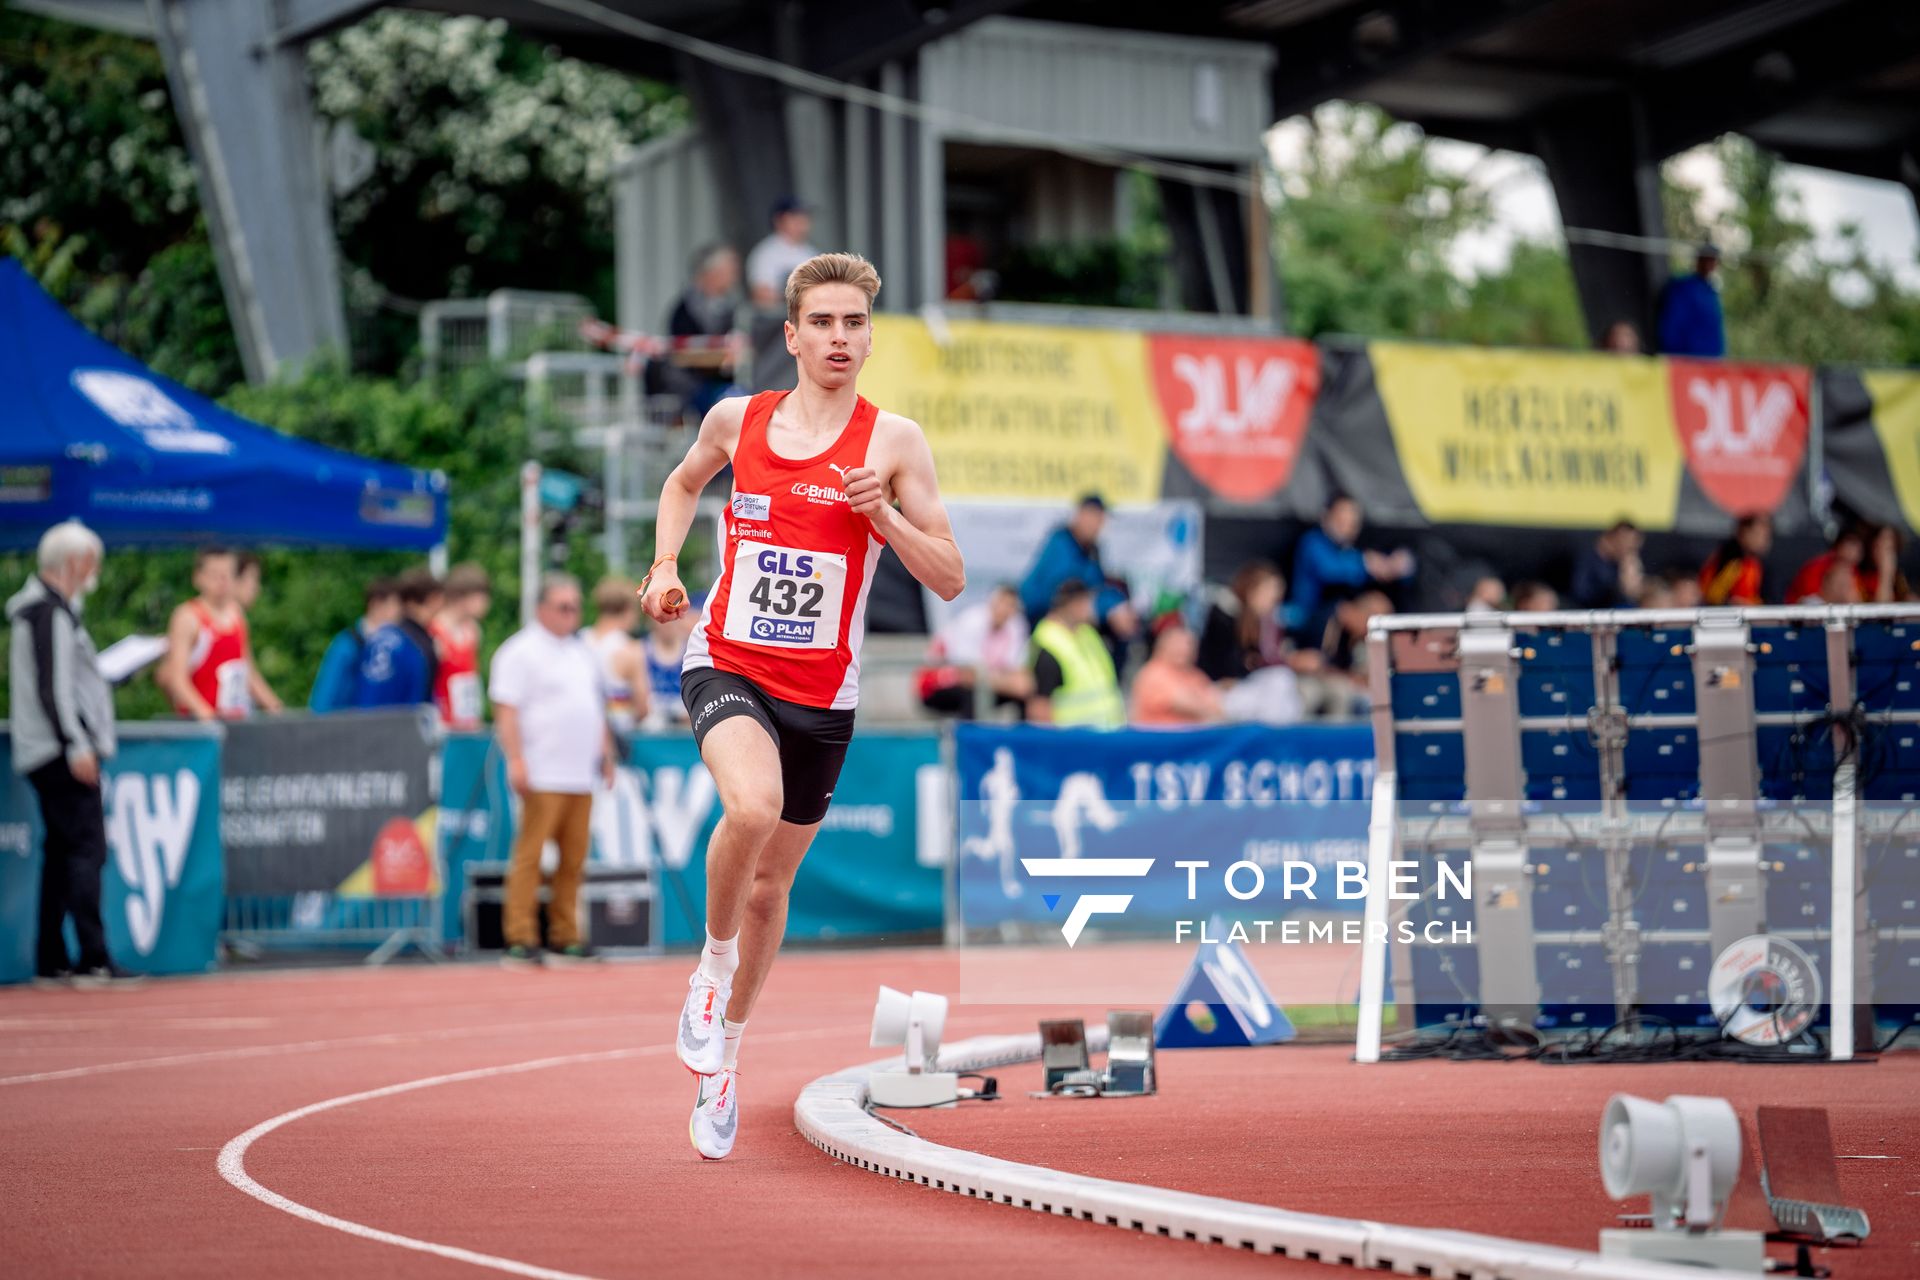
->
xmin=1026 ymin=578 xmax=1125 ymax=728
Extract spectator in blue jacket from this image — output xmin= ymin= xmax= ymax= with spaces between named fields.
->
xmin=1656 ymin=243 xmax=1726 ymax=357
xmin=1018 ymin=494 xmax=1138 ymax=642
xmin=1569 ymin=521 xmax=1644 ymax=609
xmin=1289 ymin=495 xmax=1413 ymax=641
xmin=310 ymin=578 xmax=400 ymax=711
xmin=356 ymin=570 xmax=442 ymax=708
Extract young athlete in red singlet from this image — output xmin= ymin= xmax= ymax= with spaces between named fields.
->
xmin=159 ymin=546 xmax=282 ymax=720
xmin=431 ymin=563 xmax=491 ymax=729
xmin=640 ymin=253 xmax=964 ymax=1160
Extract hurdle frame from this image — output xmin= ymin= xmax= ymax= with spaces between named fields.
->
xmin=1355 ymin=603 xmax=1920 ymax=1064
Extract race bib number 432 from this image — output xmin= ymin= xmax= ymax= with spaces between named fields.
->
xmin=722 ymin=542 xmax=846 ymax=650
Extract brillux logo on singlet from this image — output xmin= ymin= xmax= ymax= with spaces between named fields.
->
xmin=791 ymin=462 xmax=852 ymax=507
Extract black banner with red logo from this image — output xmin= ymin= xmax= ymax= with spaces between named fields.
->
xmin=218 ymin=709 xmax=436 ymax=896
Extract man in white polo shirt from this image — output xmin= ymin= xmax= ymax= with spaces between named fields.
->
xmin=489 ymin=573 xmax=618 ymax=968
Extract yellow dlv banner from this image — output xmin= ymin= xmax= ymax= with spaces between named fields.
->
xmin=859 ymin=316 xmax=1167 ymax=504
xmin=1370 ymin=342 xmax=1686 ymax=529
xmin=1863 ymin=370 xmax=1920 ymax=531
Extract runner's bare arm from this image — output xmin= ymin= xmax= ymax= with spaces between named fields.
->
xmin=845 ymin=415 xmax=965 ymax=601
xmin=642 ymin=397 xmax=745 ymax=622
xmin=618 ymin=643 xmax=650 ymax=720
xmin=158 ymin=605 xmax=214 ymax=720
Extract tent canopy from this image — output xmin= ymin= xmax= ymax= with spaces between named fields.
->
xmin=0 ymin=259 xmax=447 ymax=551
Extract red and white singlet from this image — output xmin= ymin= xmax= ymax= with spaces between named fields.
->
xmin=431 ymin=617 xmax=482 ymax=729
xmin=682 ymin=390 xmax=886 ymax=710
xmin=180 ymin=601 xmax=250 ymax=719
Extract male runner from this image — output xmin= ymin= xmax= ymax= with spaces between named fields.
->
xmin=430 ymin=563 xmax=491 ymax=729
xmin=639 ymin=252 xmax=963 ymax=1160
xmin=159 ymin=546 xmax=282 ymax=720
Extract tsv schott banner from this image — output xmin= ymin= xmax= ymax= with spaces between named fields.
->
xmin=0 ymin=727 xmax=224 ymax=983
xmin=953 ymin=723 xmax=1374 ymax=939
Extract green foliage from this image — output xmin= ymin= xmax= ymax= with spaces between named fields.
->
xmin=1273 ymin=107 xmax=1920 ymax=364
xmin=1271 ymin=103 xmax=1492 ymax=341
xmin=1442 ymin=241 xmax=1589 ymax=350
xmin=308 ymin=13 xmax=685 ymax=367
xmin=1664 ymin=135 xmax=1920 ymax=366
xmin=2 ymin=9 xmax=684 ymax=380
xmin=0 ymin=13 xmax=198 ymax=272
xmin=0 ymin=13 xmax=242 ymax=393
xmin=1 ymin=363 xmax=607 ymax=722
xmin=996 ymin=239 xmax=1169 ymax=309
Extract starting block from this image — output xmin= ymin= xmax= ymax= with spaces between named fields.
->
xmin=1757 ymin=1106 xmax=1871 ymax=1243
xmin=1155 ymin=920 xmax=1295 ymax=1049
xmin=1032 ymin=1013 xmax=1157 ymax=1097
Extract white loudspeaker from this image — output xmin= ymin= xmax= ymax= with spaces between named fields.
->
xmin=1600 ymin=1093 xmax=1740 ymax=1230
xmin=867 ymin=985 xmax=957 ymax=1110
xmin=1598 ymin=1093 xmax=1763 ymax=1273
xmin=869 ymin=987 xmax=947 ymax=1068
xmin=871 ymin=986 xmax=910 ymax=1049
xmin=1601 ymin=1095 xmax=1685 ymax=1216
xmin=907 ymin=989 xmax=947 ymax=1065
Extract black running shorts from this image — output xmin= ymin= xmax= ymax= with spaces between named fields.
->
xmin=681 ymin=667 xmax=855 ymax=825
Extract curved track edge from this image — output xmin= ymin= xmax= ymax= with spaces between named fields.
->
xmin=794 ymin=1033 xmax=1730 ymax=1280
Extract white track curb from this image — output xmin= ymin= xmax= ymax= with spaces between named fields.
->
xmin=795 ymin=1032 xmax=1738 ymax=1280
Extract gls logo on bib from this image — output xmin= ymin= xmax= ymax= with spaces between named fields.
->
xmin=723 ymin=542 xmax=846 ymax=650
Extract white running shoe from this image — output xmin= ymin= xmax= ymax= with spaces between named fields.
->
xmin=689 ymin=1066 xmax=739 ymax=1160
xmin=676 ymin=970 xmax=731 ymax=1075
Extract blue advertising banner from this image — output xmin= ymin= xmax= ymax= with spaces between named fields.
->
xmin=0 ymin=727 xmax=224 ymax=983
xmin=437 ymin=729 xmax=946 ymax=948
xmin=953 ymin=723 xmax=1374 ymax=936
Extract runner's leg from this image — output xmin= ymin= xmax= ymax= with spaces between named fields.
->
xmin=726 ymin=818 xmax=820 ymax=1023
xmin=695 ymin=715 xmax=784 ymax=939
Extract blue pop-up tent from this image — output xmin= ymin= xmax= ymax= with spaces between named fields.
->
xmin=0 ymin=259 xmax=447 ymax=550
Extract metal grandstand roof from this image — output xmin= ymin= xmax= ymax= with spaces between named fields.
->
xmin=1027 ymin=0 xmax=1920 ymax=186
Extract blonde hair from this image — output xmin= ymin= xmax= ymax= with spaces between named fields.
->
xmin=593 ymin=575 xmax=639 ymax=617
xmin=785 ymin=252 xmax=881 ymax=326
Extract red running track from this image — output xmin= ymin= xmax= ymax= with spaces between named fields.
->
xmin=1 ymin=949 xmax=1314 ymax=1279
xmin=3 ymin=946 xmax=1913 ymax=1278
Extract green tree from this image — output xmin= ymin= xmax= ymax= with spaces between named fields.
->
xmin=1664 ymin=135 xmax=1920 ymax=366
xmin=1441 ymin=240 xmax=1588 ymax=350
xmin=0 ymin=12 xmax=241 ymax=392
xmin=308 ymin=13 xmax=685 ymax=366
xmin=2 ymin=9 xmax=685 ymax=381
xmin=1271 ymin=103 xmax=1494 ymax=341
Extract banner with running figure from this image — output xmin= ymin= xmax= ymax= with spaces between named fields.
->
xmin=438 ymin=729 xmax=948 ymax=948
xmin=0 ymin=725 xmax=223 ymax=983
xmin=952 ymin=722 xmax=1374 ymax=938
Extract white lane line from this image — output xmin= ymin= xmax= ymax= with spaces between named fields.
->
xmin=215 ymin=1023 xmax=873 ymax=1280
xmin=0 ymin=1014 xmax=637 ymax=1087
xmin=219 ymin=1048 xmax=640 ymax=1280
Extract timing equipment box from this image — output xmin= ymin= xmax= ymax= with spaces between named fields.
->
xmin=462 ymin=861 xmax=660 ymax=954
